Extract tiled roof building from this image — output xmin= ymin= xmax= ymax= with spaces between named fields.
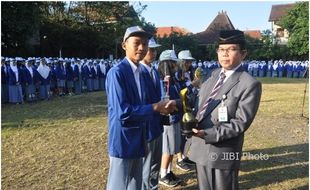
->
xmin=194 ymin=11 xmax=235 ymax=45
xmin=156 ymin=26 xmax=191 ymax=38
xmin=269 ymin=3 xmax=295 ymax=44
xmin=244 ymin=30 xmax=262 ymax=40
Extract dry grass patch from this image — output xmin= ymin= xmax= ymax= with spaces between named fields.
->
xmin=2 ymin=78 xmax=309 ymax=190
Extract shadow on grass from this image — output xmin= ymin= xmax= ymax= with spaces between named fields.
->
xmin=291 ymin=185 xmax=309 ymax=190
xmin=1 ymin=91 xmax=108 ymax=129
xmin=240 ymin=143 xmax=308 ymax=189
xmin=257 ymin=77 xmax=308 ymax=84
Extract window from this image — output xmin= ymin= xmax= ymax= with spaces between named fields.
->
xmin=276 ymin=28 xmax=284 ymax=37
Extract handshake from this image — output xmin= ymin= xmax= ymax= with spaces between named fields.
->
xmin=152 ymin=100 xmax=178 ymax=115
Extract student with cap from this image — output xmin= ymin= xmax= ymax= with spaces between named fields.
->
xmin=139 ymin=37 xmax=163 ymax=190
xmin=176 ymin=50 xmax=196 ymax=89
xmin=157 ymin=50 xmax=183 ymax=188
xmin=188 ymin=30 xmax=262 ymax=190
xmin=174 ymin=50 xmax=201 ymax=172
xmin=105 ymin=26 xmax=177 ymax=190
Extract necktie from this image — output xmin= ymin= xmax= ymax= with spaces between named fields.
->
xmin=196 ymin=72 xmax=226 ymax=122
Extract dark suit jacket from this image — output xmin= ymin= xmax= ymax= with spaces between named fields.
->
xmin=189 ymin=66 xmax=262 ymax=170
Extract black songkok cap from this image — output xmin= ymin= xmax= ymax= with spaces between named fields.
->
xmin=218 ymin=30 xmax=245 ymax=45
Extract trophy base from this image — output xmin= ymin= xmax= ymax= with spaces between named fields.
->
xmin=181 ymin=129 xmax=193 ymax=138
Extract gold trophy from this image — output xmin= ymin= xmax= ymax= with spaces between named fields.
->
xmin=180 ymin=88 xmax=198 ymax=137
xmin=194 ymin=67 xmax=203 ymax=79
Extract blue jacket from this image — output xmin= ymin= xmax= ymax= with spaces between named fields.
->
xmin=8 ymin=66 xmax=23 ymax=85
xmin=65 ymin=66 xmax=74 ymax=81
xmin=141 ymin=65 xmax=163 ymax=142
xmin=73 ymin=65 xmax=80 ymax=80
xmin=55 ymin=64 xmax=66 ymax=80
xmin=91 ymin=66 xmax=98 ymax=79
xmin=97 ymin=65 xmax=106 ymax=78
xmin=1 ymin=65 xmax=9 ymax=84
xmin=22 ymin=67 xmax=38 ymax=85
xmin=105 ymin=58 xmax=155 ymax=158
xmin=167 ymin=82 xmax=182 ymax=124
xmin=82 ymin=65 xmax=93 ymax=80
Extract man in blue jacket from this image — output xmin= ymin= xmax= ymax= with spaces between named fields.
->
xmin=105 ymin=26 xmax=177 ymax=190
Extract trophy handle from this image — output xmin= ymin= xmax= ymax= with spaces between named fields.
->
xmin=180 ymin=88 xmax=189 ymax=113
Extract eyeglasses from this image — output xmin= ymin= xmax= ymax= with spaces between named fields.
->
xmin=216 ymin=47 xmax=240 ymax=54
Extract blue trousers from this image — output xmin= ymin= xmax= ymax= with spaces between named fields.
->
xmin=107 ymin=156 xmax=143 ymax=190
xmin=142 ymin=135 xmax=162 ymax=190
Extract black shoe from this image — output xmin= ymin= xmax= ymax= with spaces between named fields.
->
xmin=183 ymin=157 xmax=196 ymax=166
xmin=159 ymin=173 xmax=179 ymax=187
xmin=176 ymin=159 xmax=192 ymax=171
xmin=168 ymin=171 xmax=182 ymax=183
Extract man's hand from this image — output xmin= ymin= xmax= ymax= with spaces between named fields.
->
xmin=192 ymin=128 xmax=205 ymax=139
xmin=191 ymin=77 xmax=201 ymax=88
xmin=152 ymin=100 xmax=178 ymax=115
xmin=165 ymin=100 xmax=178 ymax=113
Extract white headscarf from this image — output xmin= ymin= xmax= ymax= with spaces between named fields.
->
xmin=99 ymin=62 xmax=106 ymax=75
xmin=26 ymin=62 xmax=33 ymax=78
xmin=93 ymin=64 xmax=97 ymax=74
xmin=10 ymin=61 xmax=19 ymax=82
xmin=37 ymin=61 xmax=50 ymax=79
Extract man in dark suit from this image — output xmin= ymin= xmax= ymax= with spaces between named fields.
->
xmin=105 ymin=26 xmax=176 ymax=190
xmin=189 ymin=30 xmax=262 ymax=190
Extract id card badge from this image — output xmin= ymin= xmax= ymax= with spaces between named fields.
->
xmin=218 ymin=95 xmax=228 ymax=122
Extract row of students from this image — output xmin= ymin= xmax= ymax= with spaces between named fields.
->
xmin=246 ymin=60 xmax=308 ymax=78
xmin=1 ymin=57 xmax=112 ymax=104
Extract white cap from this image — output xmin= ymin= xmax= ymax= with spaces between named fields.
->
xmin=148 ymin=37 xmax=161 ymax=48
xmin=178 ymin=50 xmax=195 ymax=60
xmin=123 ymin=26 xmax=152 ymax=42
xmin=159 ymin=50 xmax=178 ymax=62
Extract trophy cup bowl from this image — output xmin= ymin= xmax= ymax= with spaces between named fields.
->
xmin=181 ymin=112 xmax=197 ymax=137
xmin=180 ymin=88 xmax=197 ymax=137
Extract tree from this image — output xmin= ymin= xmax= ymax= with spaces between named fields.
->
xmin=1 ymin=2 xmax=43 ymax=56
xmin=2 ymin=1 xmax=154 ymax=58
xmin=156 ymin=33 xmax=200 ymax=60
xmin=280 ymin=2 xmax=309 ymax=58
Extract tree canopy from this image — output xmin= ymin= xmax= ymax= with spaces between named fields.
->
xmin=1 ymin=1 xmax=308 ymax=60
xmin=1 ymin=1 xmax=155 ymax=58
xmin=280 ymin=2 xmax=309 ymax=58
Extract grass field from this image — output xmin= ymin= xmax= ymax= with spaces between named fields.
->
xmin=1 ymin=78 xmax=309 ymax=190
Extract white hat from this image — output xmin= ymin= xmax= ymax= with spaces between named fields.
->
xmin=123 ymin=26 xmax=152 ymax=42
xmin=178 ymin=50 xmax=195 ymax=60
xmin=159 ymin=50 xmax=178 ymax=62
xmin=148 ymin=37 xmax=161 ymax=48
